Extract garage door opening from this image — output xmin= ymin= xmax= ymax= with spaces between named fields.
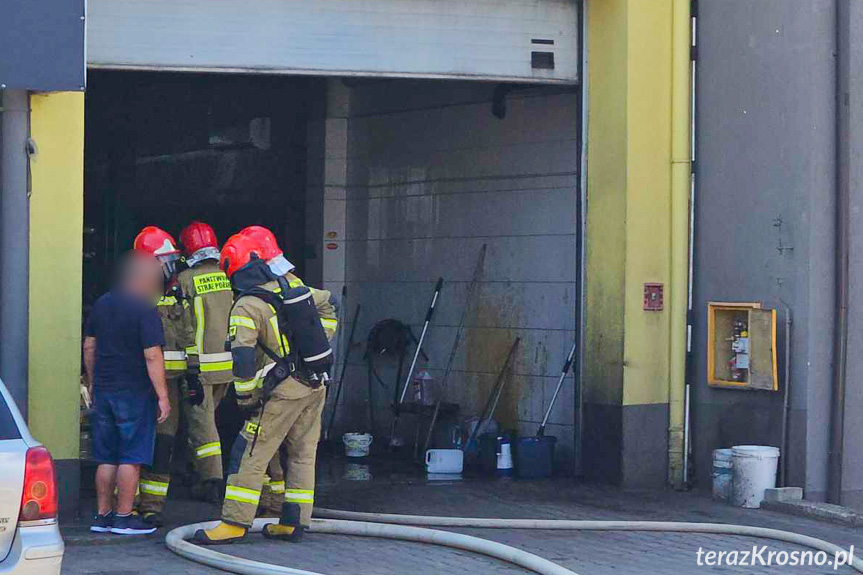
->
xmin=83 ymin=71 xmax=317 ymax=304
xmin=82 ymin=71 xmax=582 ymax=478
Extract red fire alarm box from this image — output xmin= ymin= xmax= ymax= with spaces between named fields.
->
xmin=643 ymin=283 xmax=664 ymax=311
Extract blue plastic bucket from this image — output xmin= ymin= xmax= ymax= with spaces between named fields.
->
xmin=515 ymin=436 xmax=557 ymax=478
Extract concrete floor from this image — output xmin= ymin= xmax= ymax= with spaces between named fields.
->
xmin=61 ymin=456 xmax=863 ymax=574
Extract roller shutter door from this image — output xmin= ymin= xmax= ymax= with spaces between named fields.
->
xmin=87 ymin=0 xmax=579 ymax=83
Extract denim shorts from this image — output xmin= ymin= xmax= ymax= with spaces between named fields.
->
xmin=91 ymin=389 xmax=157 ymax=465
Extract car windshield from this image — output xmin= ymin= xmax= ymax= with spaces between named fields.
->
xmin=0 ymin=391 xmax=21 ymax=440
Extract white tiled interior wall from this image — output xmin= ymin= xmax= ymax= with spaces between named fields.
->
xmin=329 ymin=79 xmax=580 ymax=468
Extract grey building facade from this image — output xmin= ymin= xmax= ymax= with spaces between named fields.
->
xmin=692 ymin=0 xmax=863 ymax=508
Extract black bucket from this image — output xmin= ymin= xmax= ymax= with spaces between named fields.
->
xmin=515 ymin=436 xmax=556 ymax=478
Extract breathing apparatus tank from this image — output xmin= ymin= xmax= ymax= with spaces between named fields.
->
xmin=278 ymin=284 xmax=334 ymax=383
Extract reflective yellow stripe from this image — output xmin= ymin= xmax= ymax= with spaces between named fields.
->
xmin=288 ymin=278 xmax=304 ymax=288
xmin=230 ymin=316 xmax=256 ymax=330
xmin=165 ymin=360 xmax=188 ymax=371
xmin=194 ymin=297 xmax=205 ymax=354
xmin=268 ymin=315 xmax=288 ymax=356
xmin=235 ymin=379 xmax=258 ymax=393
xmin=164 ymin=350 xmax=188 ymax=371
xmin=267 ymin=481 xmax=286 ymax=494
xmin=157 ymin=296 xmax=178 ymax=306
xmin=245 ymin=421 xmax=259 ymax=434
xmin=225 ymin=486 xmax=261 ymax=505
xmin=199 ymin=351 xmax=232 ymax=372
xmin=193 ymin=272 xmax=232 ymax=295
xmin=200 ymin=360 xmax=233 ymax=372
xmin=196 ymin=442 xmax=222 ymax=459
xmin=320 ymin=318 xmax=338 ymax=329
xmin=139 ymin=480 xmax=169 ymax=496
xmin=185 ymin=345 xmax=198 ymax=356
xmin=268 ymin=314 xmax=280 ymax=342
xmin=285 ymin=489 xmax=314 ymax=504
xmin=235 ymin=362 xmax=277 ymax=393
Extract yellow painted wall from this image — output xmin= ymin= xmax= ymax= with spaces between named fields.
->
xmin=28 ymin=92 xmax=85 ymax=461
xmin=585 ymin=0 xmax=674 ymax=408
xmin=584 ymin=0 xmax=628 ymax=406
xmin=621 ymin=0 xmax=673 ymax=407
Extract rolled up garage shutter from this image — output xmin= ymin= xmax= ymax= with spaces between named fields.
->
xmin=87 ymin=0 xmax=579 ymax=84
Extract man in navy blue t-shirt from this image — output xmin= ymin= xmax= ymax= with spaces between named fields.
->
xmin=83 ymin=251 xmax=171 ymax=535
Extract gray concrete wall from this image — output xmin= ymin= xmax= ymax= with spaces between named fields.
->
xmin=693 ymin=0 xmax=836 ymax=500
xmin=840 ymin=0 xmax=863 ymax=510
xmin=331 ymin=80 xmax=581 ymax=469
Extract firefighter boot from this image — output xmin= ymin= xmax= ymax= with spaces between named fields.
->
xmin=141 ymin=512 xmax=165 ymax=528
xmin=193 ymin=522 xmax=247 ymax=545
xmin=192 ymin=478 xmax=224 ymax=505
xmin=262 ymin=503 xmax=305 ymax=542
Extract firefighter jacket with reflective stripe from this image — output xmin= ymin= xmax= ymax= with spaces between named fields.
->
xmin=178 ymin=259 xmax=234 ymax=385
xmin=229 ymin=277 xmax=335 ymax=399
xmin=156 ymin=292 xmax=195 ymax=378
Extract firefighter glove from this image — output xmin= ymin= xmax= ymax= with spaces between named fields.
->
xmin=182 ymin=372 xmax=205 ymax=406
xmin=237 ymin=393 xmax=262 ymax=419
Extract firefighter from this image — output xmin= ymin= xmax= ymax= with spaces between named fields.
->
xmin=194 ymin=234 xmax=332 ymax=545
xmin=238 ymin=225 xmax=338 ymax=515
xmin=132 ymin=227 xmax=196 ymax=527
xmin=177 ymin=221 xmax=234 ymax=503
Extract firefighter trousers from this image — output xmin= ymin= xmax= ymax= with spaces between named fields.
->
xmin=138 ymin=376 xmax=182 ymax=514
xmin=260 ymin=451 xmax=286 ymax=514
xmin=184 ymin=383 xmax=228 ymax=483
xmin=222 ymin=385 xmax=325 ymax=527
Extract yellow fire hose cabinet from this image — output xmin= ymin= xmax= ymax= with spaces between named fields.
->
xmin=707 ymin=302 xmax=778 ymax=391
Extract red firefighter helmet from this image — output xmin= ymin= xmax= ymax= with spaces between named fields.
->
xmin=220 ymin=234 xmax=262 ymax=278
xmin=239 ymin=225 xmax=282 ymax=260
xmin=179 ymin=221 xmax=219 ymax=257
xmin=133 ymin=226 xmax=180 ymax=256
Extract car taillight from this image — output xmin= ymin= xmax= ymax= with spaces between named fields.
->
xmin=19 ymin=446 xmax=58 ymax=522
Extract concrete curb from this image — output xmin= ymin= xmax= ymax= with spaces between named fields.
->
xmin=762 ymin=500 xmax=863 ymax=528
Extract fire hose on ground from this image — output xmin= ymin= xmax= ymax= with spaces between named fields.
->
xmin=165 ymin=508 xmax=863 ymax=575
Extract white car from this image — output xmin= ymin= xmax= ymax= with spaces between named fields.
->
xmin=0 ymin=380 xmax=64 ymax=574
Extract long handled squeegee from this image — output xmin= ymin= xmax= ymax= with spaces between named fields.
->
xmin=389 ymin=277 xmax=444 ymax=447
xmin=537 ymin=341 xmax=577 ymax=437
xmin=464 ymin=337 xmax=521 ymax=452
xmin=422 ymin=244 xmax=487 ymax=456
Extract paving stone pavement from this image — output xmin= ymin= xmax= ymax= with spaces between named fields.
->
xmin=62 ymin=457 xmax=863 ymax=575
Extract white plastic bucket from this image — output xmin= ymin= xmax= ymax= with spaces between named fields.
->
xmin=712 ymin=448 xmax=734 ymax=502
xmin=343 ymin=433 xmax=373 ymax=458
xmin=731 ymin=445 xmax=780 ymax=508
xmin=426 ymin=449 xmax=464 ymax=474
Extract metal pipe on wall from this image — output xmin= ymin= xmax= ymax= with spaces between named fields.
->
xmin=828 ymin=0 xmax=850 ymax=505
xmin=668 ymin=0 xmax=693 ymax=489
xmin=0 ymin=89 xmax=30 ymax=415
xmin=780 ymin=308 xmax=792 ymax=487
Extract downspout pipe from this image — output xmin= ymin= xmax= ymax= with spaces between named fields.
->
xmin=780 ymin=307 xmax=792 ymax=487
xmin=0 ymin=90 xmax=30 ymax=415
xmin=828 ymin=0 xmax=851 ymax=505
xmin=669 ymin=0 xmax=693 ymax=488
